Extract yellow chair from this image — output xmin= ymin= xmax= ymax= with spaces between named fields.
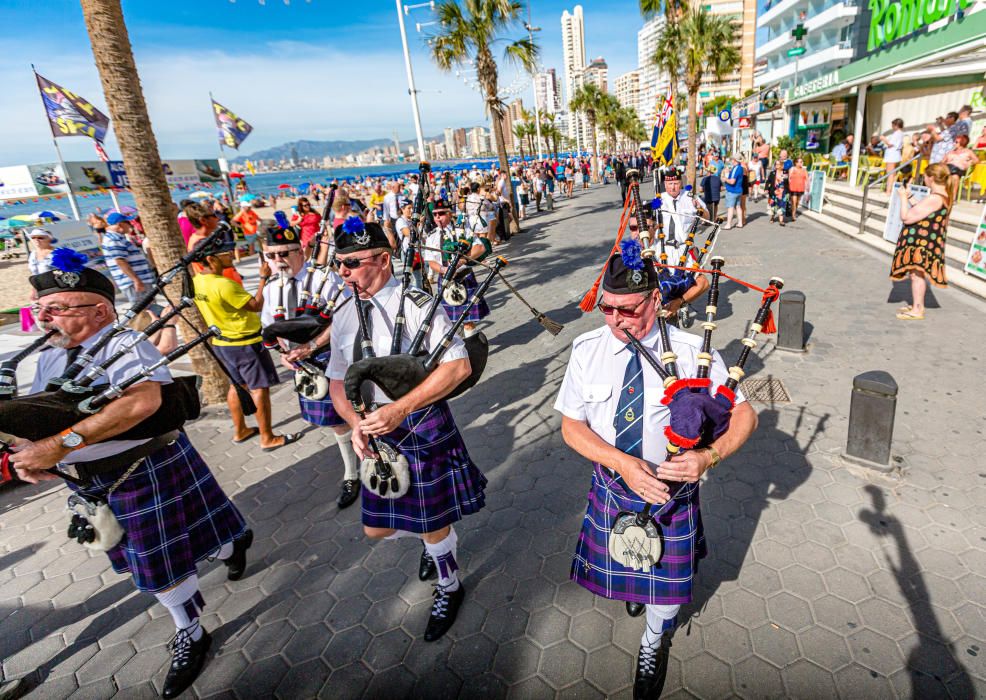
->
xmin=856 ymin=155 xmax=885 ymax=187
xmin=812 ymin=156 xmax=830 ymax=172
xmin=827 ymin=158 xmax=849 ymax=180
xmin=963 ymin=162 xmax=986 ymax=201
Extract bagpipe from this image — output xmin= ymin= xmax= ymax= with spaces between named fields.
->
xmin=0 ymin=330 xmax=57 ymax=401
xmin=608 ymin=258 xmax=784 ymax=571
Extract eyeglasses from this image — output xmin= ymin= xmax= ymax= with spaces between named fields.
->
xmin=265 ymin=250 xmax=297 ymax=260
xmin=596 ymin=295 xmax=651 ymax=318
xmin=338 ymin=253 xmax=384 ymax=269
xmin=31 ymin=302 xmax=99 ymax=316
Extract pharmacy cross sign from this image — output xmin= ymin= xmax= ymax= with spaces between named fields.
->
xmin=791 ymin=23 xmax=808 ymax=41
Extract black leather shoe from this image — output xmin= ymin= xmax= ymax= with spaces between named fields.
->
xmin=626 ymin=601 xmax=645 ymax=617
xmin=337 ymin=479 xmax=360 ymax=509
xmin=633 ymin=632 xmax=672 ymax=700
xmin=162 ymin=627 xmax=212 ymax=699
xmin=418 ymin=548 xmax=437 ymax=581
xmin=423 ymin=583 xmax=465 ymax=642
xmin=224 ymin=529 xmax=253 ymax=582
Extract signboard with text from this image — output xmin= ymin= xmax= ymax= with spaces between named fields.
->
xmin=805 ymin=170 xmax=826 ymax=213
xmin=0 ymin=166 xmax=38 ymax=201
xmin=108 ymin=159 xmax=224 ymax=188
xmin=883 ymin=183 xmax=930 ymax=243
xmin=963 ymin=203 xmax=986 ymax=281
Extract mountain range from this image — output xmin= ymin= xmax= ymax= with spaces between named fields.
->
xmin=233 ymin=136 xmax=445 ymax=164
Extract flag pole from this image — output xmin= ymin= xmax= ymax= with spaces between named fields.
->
xmin=32 ymin=65 xmax=82 ymax=221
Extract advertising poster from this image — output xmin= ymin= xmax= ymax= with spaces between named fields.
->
xmin=108 ymin=160 xmax=129 ymax=188
xmin=64 ymin=161 xmax=113 ymax=192
xmin=806 ymin=170 xmax=826 ymax=213
xmin=195 ymin=159 xmax=223 ymax=182
xmin=963 ymin=203 xmax=986 ymax=280
xmin=43 ymin=220 xmax=107 ymax=274
xmin=0 ymin=165 xmax=38 ymax=201
xmin=796 ymin=102 xmax=831 ymax=130
xmin=27 ymin=163 xmax=70 ymax=195
xmin=107 ymin=159 xmax=223 ymax=188
xmin=883 ymin=183 xmax=930 ymax=243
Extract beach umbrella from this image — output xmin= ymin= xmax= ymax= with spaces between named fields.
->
xmin=0 ymin=219 xmax=32 ymax=231
xmin=296 ymin=183 xmax=311 ymax=193
xmin=239 ymin=193 xmax=258 ymax=202
xmin=277 ymin=184 xmax=292 ymax=190
xmin=228 ymin=172 xmax=245 ymax=178
xmin=189 ymin=191 xmax=213 ymax=199
xmin=12 ymin=210 xmax=68 ymax=222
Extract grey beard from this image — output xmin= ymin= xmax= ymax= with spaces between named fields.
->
xmin=39 ymin=323 xmax=71 ymax=348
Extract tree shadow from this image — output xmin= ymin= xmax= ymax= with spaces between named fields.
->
xmin=679 ymin=405 xmax=828 ymax=631
xmin=886 ymin=279 xmax=941 ymax=309
xmin=859 ymin=485 xmax=974 ymax=697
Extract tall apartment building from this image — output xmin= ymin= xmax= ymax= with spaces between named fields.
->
xmin=583 ymin=57 xmax=609 ymax=93
xmin=534 ymin=69 xmax=561 ymax=114
xmin=561 ymin=5 xmax=586 ymax=141
xmin=468 ymin=126 xmax=491 ymax=157
xmin=696 ymin=0 xmax=757 ymax=99
xmin=636 ymin=15 xmax=667 ymax=129
xmin=453 ymin=128 xmax=467 ymax=157
xmin=443 ymin=127 xmax=456 ymax=158
xmin=614 ymin=70 xmax=641 ymax=116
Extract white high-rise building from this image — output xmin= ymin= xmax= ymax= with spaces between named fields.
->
xmin=637 ymin=15 xmax=668 ymax=129
xmin=444 ymin=128 xmax=456 ymax=157
xmin=614 ymin=70 xmax=641 ymax=116
xmin=561 ymin=5 xmax=586 ymax=141
xmin=534 ymin=69 xmax=561 ymax=114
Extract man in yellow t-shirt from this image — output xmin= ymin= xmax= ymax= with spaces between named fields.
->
xmin=193 ymin=240 xmax=298 ymax=451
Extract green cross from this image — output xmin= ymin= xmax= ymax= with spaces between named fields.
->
xmin=791 ymin=23 xmax=808 ymax=41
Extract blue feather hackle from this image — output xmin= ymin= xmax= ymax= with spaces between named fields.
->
xmin=342 ymin=216 xmax=365 ymax=234
xmin=650 ymin=197 xmax=662 ymax=210
xmin=620 ymin=239 xmax=644 ymax=271
xmin=274 ymin=210 xmax=290 ymax=229
xmin=50 ymin=247 xmax=87 ymax=274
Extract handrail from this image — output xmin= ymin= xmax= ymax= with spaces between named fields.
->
xmin=857 ymin=153 xmax=922 ymax=236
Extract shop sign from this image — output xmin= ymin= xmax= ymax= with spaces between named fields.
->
xmin=796 ymin=102 xmax=832 ymax=129
xmin=737 ymin=117 xmax=752 ymax=128
xmin=964 ymin=203 xmax=986 ymax=281
xmin=868 ymin=0 xmax=974 ymax=52
xmin=791 ymin=70 xmax=840 ymax=100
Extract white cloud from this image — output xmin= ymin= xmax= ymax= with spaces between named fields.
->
xmin=0 ymin=39 xmax=507 ymax=164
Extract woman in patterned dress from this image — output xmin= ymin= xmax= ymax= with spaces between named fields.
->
xmin=890 ymin=163 xmax=951 ymax=320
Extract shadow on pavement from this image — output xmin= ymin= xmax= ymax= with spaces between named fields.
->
xmin=859 ymin=485 xmax=973 ymax=697
xmin=886 ymin=279 xmax=941 ymax=309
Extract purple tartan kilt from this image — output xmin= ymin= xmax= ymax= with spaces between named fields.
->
xmin=571 ymin=463 xmax=706 ymax=605
xmin=362 ymin=400 xmax=486 ymax=533
xmin=439 ymin=268 xmax=490 ymax=324
xmin=70 ymin=433 xmax=247 ymax=593
xmin=297 ymin=351 xmax=345 ymax=427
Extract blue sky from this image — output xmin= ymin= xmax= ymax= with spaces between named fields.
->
xmin=1 ymin=0 xmax=644 ymax=164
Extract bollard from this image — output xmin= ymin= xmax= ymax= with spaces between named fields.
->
xmin=776 ymin=290 xmax=806 ymax=352
xmin=845 ymin=371 xmax=898 ymax=471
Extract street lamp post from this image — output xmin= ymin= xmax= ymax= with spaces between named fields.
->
xmin=525 ymin=21 xmax=544 ymax=162
xmin=396 ymin=0 xmax=428 ymax=160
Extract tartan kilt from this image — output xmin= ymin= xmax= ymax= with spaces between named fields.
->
xmin=439 ymin=268 xmax=490 ymax=324
xmin=69 ymin=433 xmax=247 ymax=593
xmin=298 ymin=350 xmax=345 ymax=427
xmin=571 ymin=463 xmax=706 ymax=605
xmin=362 ymin=400 xmax=486 ymax=533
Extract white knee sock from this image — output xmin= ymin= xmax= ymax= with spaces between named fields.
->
xmin=641 ymin=603 xmax=679 ymax=649
xmin=213 ymin=542 xmax=234 ymax=560
xmin=423 ymin=528 xmax=459 ymax=591
xmin=463 ymin=326 xmax=479 ymax=338
xmin=155 ymin=575 xmax=204 ymax=641
xmin=335 ymin=429 xmax=359 ymax=481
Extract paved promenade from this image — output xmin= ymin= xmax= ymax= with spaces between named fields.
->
xmin=1 ymin=185 xmax=984 ymax=698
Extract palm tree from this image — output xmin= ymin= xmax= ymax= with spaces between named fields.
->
xmin=596 ymin=94 xmax=623 ymax=154
xmin=79 ymin=0 xmax=228 ymax=404
xmin=639 ymin=0 xmax=688 ymax=112
xmin=569 ymin=83 xmax=606 ymax=182
xmin=430 ymin=0 xmax=539 ymax=234
xmin=653 ymin=6 xmax=740 ymax=184
xmin=541 ymin=112 xmax=560 ymax=159
xmin=512 ymin=122 xmax=527 ymax=161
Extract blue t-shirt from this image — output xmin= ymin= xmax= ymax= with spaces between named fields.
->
xmin=101 ymin=230 xmax=155 ymax=290
xmin=723 ymin=164 xmax=745 ymax=194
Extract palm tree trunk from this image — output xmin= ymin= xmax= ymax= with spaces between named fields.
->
xmin=686 ymin=88 xmax=699 ymax=187
xmin=490 ymin=101 xmax=520 ymax=233
xmin=589 ymin=115 xmax=600 ymax=183
xmin=79 ymin=0 xmax=228 ymax=405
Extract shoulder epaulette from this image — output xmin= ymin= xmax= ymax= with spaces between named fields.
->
xmin=406 ymin=288 xmax=432 ymax=309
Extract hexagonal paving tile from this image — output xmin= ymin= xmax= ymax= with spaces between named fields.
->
xmin=797 ymin=625 xmax=852 ymax=672
xmin=823 ymin=567 xmax=871 ymax=604
xmin=448 ymin=633 xmax=497 ymax=678
xmin=492 ymin=638 xmax=540 ymax=683
xmin=527 ymin=606 xmax=572 ymax=648
xmin=569 ymin=610 xmax=613 ymax=652
xmin=583 ymin=644 xmax=633 ymax=695
xmin=767 ymin=592 xmax=814 ymax=632
xmin=846 ymin=628 xmax=904 ymax=676
xmin=781 ymin=659 xmax=837 ymax=697
xmin=750 ymin=623 xmax=799 ymax=668
xmin=732 ymin=655 xmax=786 ymax=699
xmin=703 ymin=618 xmax=754 ymax=664
xmin=680 ymin=652 xmax=733 ymax=699
xmin=538 ymin=640 xmax=587 ymax=690
xmin=720 ymin=588 xmax=768 ymax=629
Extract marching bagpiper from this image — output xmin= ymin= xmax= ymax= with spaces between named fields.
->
xmin=422 ymin=198 xmax=491 ymax=338
xmin=554 ymin=248 xmax=758 ymax=699
xmin=326 ymin=220 xmax=487 ymax=641
xmin=258 ymin=221 xmax=362 ymax=508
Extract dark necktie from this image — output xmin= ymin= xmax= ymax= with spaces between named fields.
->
xmin=614 ymin=344 xmax=644 ymax=459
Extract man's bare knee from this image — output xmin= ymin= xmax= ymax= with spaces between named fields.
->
xmin=364 ymin=526 xmax=395 ymax=539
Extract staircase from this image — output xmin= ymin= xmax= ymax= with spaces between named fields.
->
xmin=801 ymin=179 xmax=986 ymax=299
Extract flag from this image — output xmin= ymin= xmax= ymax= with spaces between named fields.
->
xmin=35 ymin=73 xmax=110 ymax=142
xmin=246 ymin=160 xmax=257 ymax=175
xmin=651 ymin=86 xmax=678 ymax=167
xmin=94 ymin=140 xmax=109 ymax=163
xmin=212 ymin=99 xmax=253 ymax=150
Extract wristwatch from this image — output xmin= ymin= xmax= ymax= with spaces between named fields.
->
xmin=706 ymin=445 xmax=722 ymax=469
xmin=59 ymin=428 xmax=86 ymax=450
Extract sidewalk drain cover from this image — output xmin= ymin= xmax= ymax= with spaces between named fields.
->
xmin=740 ymin=378 xmax=791 ymax=403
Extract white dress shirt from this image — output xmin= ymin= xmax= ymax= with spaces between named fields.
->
xmin=328 ymin=277 xmax=468 ymax=406
xmin=260 ymin=266 xmax=346 ymax=328
xmin=553 ymin=323 xmax=745 ymax=465
xmin=658 ymin=192 xmax=708 ymax=265
xmin=31 ymin=324 xmax=172 ymax=464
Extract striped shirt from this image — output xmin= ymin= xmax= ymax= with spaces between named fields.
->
xmin=101 ymin=230 xmax=155 ymax=290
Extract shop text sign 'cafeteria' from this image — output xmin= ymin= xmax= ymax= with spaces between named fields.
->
xmin=868 ymin=0 xmax=974 ymax=51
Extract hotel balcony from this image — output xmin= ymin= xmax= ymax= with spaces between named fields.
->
xmin=755 ymin=39 xmax=854 ymax=86
xmin=756 ymin=0 xmax=860 ymax=60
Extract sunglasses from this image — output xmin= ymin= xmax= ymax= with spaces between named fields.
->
xmin=596 ymin=295 xmax=651 ymax=318
xmin=338 ymin=252 xmax=384 ymax=269
xmin=265 ymin=250 xmax=297 ymax=259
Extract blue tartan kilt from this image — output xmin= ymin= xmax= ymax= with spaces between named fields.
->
xmin=297 ymin=350 xmax=345 ymax=427
xmin=69 ymin=433 xmax=247 ymax=593
xmin=362 ymin=400 xmax=486 ymax=533
xmin=571 ymin=463 xmax=706 ymax=605
xmin=439 ymin=268 xmax=490 ymax=324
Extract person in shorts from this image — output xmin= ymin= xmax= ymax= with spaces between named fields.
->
xmin=722 ymin=155 xmax=745 ymax=229
xmin=192 ymin=239 xmax=299 ymax=451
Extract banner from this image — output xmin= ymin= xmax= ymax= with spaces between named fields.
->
xmin=27 ymin=163 xmax=70 ymax=196
xmin=35 ymin=73 xmax=110 ymax=142
xmin=964 ymin=203 xmax=986 ymax=281
xmin=0 ymin=166 xmax=39 ymax=200
xmin=64 ymin=161 xmax=113 ymax=192
xmin=212 ymin=100 xmax=253 ymax=150
xmin=107 ymin=159 xmax=223 ymax=188
xmin=43 ymin=221 xmax=107 ymax=274
xmin=883 ymin=183 xmax=929 ymax=243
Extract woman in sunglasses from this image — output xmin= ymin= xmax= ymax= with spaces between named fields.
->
xmin=291 ymin=196 xmax=322 ymax=257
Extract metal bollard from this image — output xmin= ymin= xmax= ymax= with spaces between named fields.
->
xmin=776 ymin=290 xmax=806 ymax=352
xmin=845 ymin=371 xmax=898 ymax=471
